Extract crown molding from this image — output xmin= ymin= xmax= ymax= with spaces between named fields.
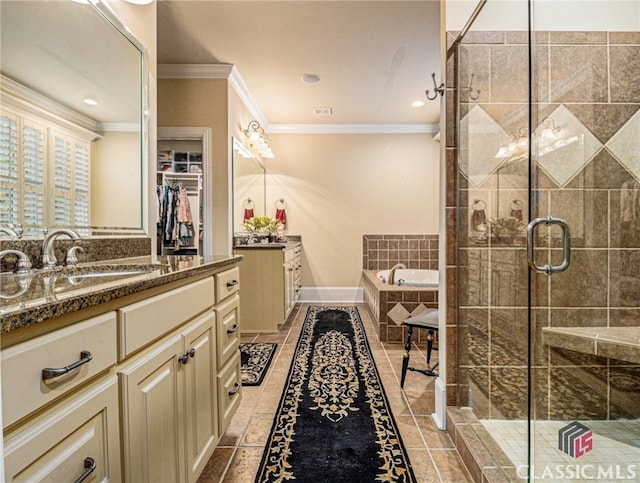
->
xmin=157 ymin=65 xmax=439 ymax=135
xmin=97 ymin=122 xmax=140 ymax=132
xmin=157 ymin=63 xmax=234 ymax=79
xmin=1 ymin=74 xmax=98 ymax=136
xmin=268 ymin=123 xmax=439 ymax=134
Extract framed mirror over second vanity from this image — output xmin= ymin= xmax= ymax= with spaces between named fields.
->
xmin=0 ymin=0 xmax=147 ymax=240
xmin=232 ymin=137 xmax=266 ymax=238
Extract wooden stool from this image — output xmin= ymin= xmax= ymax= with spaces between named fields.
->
xmin=400 ymin=309 xmax=439 ymax=388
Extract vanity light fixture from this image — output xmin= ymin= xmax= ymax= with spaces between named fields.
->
xmin=243 ymin=120 xmax=275 ymax=159
xmin=411 ymin=100 xmax=425 ymax=108
xmin=83 ymin=97 xmax=98 ymax=106
xmin=124 ymin=0 xmax=154 ymax=5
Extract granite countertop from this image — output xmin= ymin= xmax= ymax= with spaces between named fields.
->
xmin=234 ymin=241 xmax=301 ymax=250
xmin=542 ymin=326 xmax=640 ymax=364
xmin=0 ymin=254 xmax=241 ymax=334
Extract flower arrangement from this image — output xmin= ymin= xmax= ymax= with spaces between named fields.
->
xmin=488 ymin=217 xmax=525 ymax=240
xmin=243 ymin=215 xmax=283 ymax=235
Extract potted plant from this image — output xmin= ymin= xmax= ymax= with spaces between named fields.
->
xmin=243 ymin=215 xmax=283 ymax=242
xmin=488 ymin=217 xmax=525 ymax=244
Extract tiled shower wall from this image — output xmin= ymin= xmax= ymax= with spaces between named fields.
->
xmin=450 ymin=30 xmax=640 ymax=420
xmin=362 ymin=234 xmax=439 ymax=270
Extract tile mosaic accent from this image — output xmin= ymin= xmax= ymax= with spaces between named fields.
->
xmin=534 ymin=105 xmax=603 ymax=187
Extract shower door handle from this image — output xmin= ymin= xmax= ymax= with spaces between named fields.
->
xmin=526 ymin=217 xmax=571 ymax=274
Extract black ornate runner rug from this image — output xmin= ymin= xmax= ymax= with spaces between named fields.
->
xmin=240 ymin=342 xmax=278 ymax=386
xmin=255 ymin=306 xmax=416 ymax=482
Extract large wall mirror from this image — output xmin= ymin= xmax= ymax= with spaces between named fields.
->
xmin=232 ymin=137 xmax=265 ymax=234
xmin=0 ymin=0 xmax=146 ymax=239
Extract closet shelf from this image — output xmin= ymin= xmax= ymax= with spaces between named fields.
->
xmin=542 ymin=326 xmax=640 ymax=364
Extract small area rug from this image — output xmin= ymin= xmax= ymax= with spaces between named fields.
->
xmin=255 ymin=306 xmax=416 ymax=483
xmin=240 ymin=342 xmax=278 ymax=386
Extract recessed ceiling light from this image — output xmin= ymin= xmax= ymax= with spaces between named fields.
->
xmin=301 ymin=74 xmax=321 ymax=84
xmin=83 ymin=98 xmax=98 ymax=106
xmin=411 ymin=100 xmax=425 ymax=108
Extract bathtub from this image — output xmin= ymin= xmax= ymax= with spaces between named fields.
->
xmin=376 ymin=269 xmax=439 ymax=287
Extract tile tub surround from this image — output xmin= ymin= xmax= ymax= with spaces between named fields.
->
xmin=362 ymin=234 xmax=439 ymax=271
xmin=362 ymin=270 xmax=438 ymax=342
xmin=0 ymin=236 xmax=152 ymax=272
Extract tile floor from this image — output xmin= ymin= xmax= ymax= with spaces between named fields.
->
xmin=198 ymin=303 xmax=473 ymax=482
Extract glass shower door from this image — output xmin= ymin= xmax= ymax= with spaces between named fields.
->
xmin=528 ymin=1 xmax=640 ymax=481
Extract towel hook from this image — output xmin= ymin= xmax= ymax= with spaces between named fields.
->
xmin=425 ymin=72 xmax=445 ymax=100
xmin=243 ymin=198 xmax=254 ymax=208
xmin=275 ymin=198 xmax=287 ymax=209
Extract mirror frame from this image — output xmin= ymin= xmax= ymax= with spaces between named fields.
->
xmin=0 ymin=0 xmax=149 ymax=239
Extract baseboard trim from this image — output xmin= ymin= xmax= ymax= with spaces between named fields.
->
xmin=299 ymin=287 xmax=364 ymax=303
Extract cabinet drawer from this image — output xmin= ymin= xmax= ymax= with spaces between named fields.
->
xmin=4 ymin=375 xmax=120 ymax=482
xmin=1 ymin=312 xmax=117 ymax=428
xmin=118 ymin=277 xmax=215 ymax=359
xmin=215 ymin=267 xmax=240 ymax=303
xmin=217 ymin=351 xmax=241 ymax=435
xmin=215 ymin=294 xmax=240 ymax=368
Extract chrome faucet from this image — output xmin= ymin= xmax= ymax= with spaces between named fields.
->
xmin=0 ymin=249 xmax=32 ymax=274
xmin=387 ymin=263 xmax=406 ymax=285
xmin=41 ymin=228 xmax=81 ymax=270
xmin=0 ymin=226 xmax=21 ymax=239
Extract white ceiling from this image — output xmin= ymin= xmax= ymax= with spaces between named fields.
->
xmin=157 ymin=0 xmax=442 ymax=131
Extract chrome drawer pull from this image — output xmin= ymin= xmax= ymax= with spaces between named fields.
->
xmin=227 ymin=324 xmax=239 ymax=335
xmin=228 ymin=382 xmax=240 ymax=397
xmin=42 ymin=350 xmax=93 ymax=381
xmin=73 ymin=457 xmax=96 ymax=483
xmin=226 ymin=280 xmax=239 ymax=288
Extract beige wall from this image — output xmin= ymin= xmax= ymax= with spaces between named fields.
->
xmin=91 ymin=131 xmax=142 ymax=228
xmin=157 ymin=79 xmax=231 ymax=254
xmin=265 ymin=133 xmax=440 ymax=287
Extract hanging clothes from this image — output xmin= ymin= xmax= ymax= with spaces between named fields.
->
xmin=177 ymin=185 xmax=194 ymax=247
xmin=156 ymin=182 xmax=194 ymax=248
xmin=274 ymin=199 xmax=287 ymax=228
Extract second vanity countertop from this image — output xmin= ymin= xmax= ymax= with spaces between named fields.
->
xmin=0 ymin=254 xmax=242 ymax=335
xmin=233 ymin=241 xmax=301 ymax=250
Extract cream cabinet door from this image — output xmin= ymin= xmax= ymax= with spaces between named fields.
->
xmin=182 ymin=311 xmax=218 ymax=483
xmin=3 ymin=375 xmax=121 ymax=482
xmin=119 ymin=333 xmax=185 ymax=483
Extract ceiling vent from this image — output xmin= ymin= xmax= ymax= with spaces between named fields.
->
xmin=312 ymin=107 xmax=333 ymax=116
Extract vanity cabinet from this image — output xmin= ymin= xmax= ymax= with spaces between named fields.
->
xmin=119 ymin=310 xmax=216 ymax=483
xmin=234 ymin=243 xmax=302 ymax=333
xmin=2 ymin=262 xmax=242 ymax=483
xmin=2 ymin=312 xmax=121 ymax=482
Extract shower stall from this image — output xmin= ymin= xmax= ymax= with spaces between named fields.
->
xmin=452 ymin=0 xmax=640 ymax=480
